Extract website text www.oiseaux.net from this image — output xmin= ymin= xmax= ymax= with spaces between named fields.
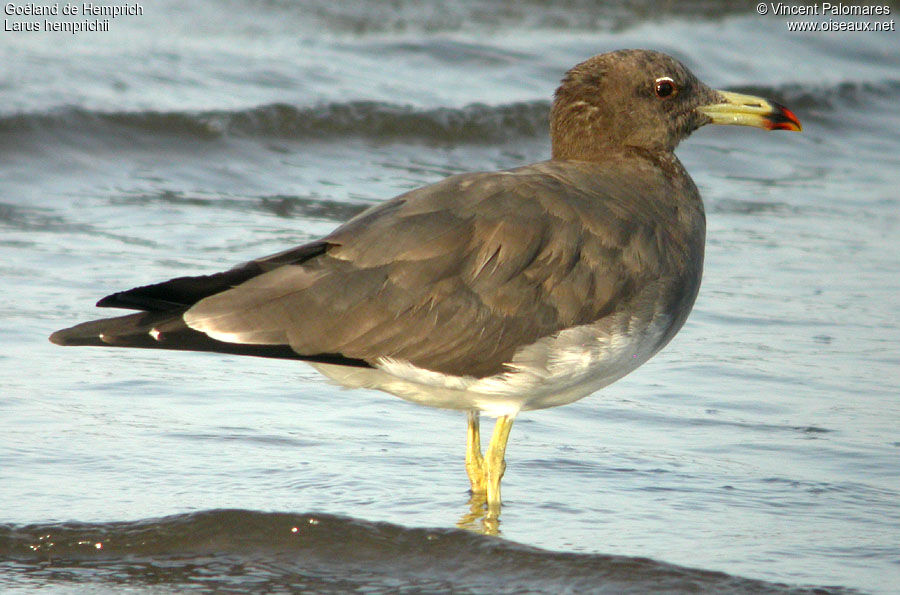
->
xmin=759 ymin=3 xmax=896 ymax=31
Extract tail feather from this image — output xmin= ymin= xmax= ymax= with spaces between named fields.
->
xmin=50 ymin=310 xmax=180 ymax=347
xmin=48 ymin=239 xmax=369 ymax=367
xmin=49 ymin=309 xmax=296 ymax=358
xmin=49 ymin=308 xmax=369 ymax=367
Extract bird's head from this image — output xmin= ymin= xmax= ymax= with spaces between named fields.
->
xmin=550 ymin=49 xmax=801 ymax=160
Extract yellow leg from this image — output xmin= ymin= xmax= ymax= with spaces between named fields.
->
xmin=465 ymin=411 xmax=486 ymax=494
xmin=484 ymin=414 xmax=514 ymax=520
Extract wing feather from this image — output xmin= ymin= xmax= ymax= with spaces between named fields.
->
xmin=183 ymin=158 xmax=703 ymax=378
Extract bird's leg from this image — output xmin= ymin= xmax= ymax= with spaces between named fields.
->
xmin=484 ymin=414 xmax=515 ymax=520
xmin=465 ymin=410 xmax=486 ymax=494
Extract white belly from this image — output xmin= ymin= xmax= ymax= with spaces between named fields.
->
xmin=311 ymin=310 xmax=673 ymax=417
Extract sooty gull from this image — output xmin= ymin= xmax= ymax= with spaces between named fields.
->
xmin=50 ymin=49 xmax=801 ymax=525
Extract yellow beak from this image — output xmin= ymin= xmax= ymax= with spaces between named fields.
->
xmin=697 ymin=90 xmax=802 ymax=132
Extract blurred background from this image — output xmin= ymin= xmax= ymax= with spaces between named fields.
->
xmin=1 ymin=1 xmax=898 ymax=592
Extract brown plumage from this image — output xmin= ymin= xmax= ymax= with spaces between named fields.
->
xmin=49 ymin=50 xmax=801 ymax=522
xmin=49 ymin=156 xmax=704 ymax=378
xmin=51 ymin=51 xmax=720 ymax=376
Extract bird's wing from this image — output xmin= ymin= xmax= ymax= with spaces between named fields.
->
xmin=95 ymin=241 xmax=331 ymax=312
xmin=182 ymin=160 xmax=690 ymax=378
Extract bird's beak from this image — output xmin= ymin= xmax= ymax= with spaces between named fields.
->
xmin=697 ymin=90 xmax=802 ymax=132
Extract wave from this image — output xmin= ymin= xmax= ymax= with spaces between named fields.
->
xmin=0 ymin=80 xmax=894 ymax=149
xmin=0 ymin=101 xmax=549 ymax=146
xmin=0 ymin=509 xmax=850 ymax=594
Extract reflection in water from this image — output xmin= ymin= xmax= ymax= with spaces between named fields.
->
xmin=457 ymin=492 xmax=501 ymax=536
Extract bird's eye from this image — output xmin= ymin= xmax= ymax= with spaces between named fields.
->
xmin=654 ymin=77 xmax=678 ymax=99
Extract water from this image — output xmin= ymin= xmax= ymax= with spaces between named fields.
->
xmin=2 ymin=1 xmax=899 ymax=593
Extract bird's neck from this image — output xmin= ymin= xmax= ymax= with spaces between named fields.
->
xmin=549 ymin=99 xmax=675 ymax=161
xmin=550 ymin=142 xmax=681 ymax=173
xmin=550 ymin=133 xmax=675 ymax=163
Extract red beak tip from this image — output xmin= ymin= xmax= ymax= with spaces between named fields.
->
xmin=772 ymin=105 xmax=802 ymax=132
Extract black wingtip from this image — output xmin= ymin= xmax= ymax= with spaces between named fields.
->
xmin=49 ymin=323 xmax=105 ymax=346
xmin=48 ymin=329 xmax=67 ymax=345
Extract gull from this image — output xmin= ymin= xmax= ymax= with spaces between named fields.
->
xmin=50 ymin=49 xmax=801 ymax=525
